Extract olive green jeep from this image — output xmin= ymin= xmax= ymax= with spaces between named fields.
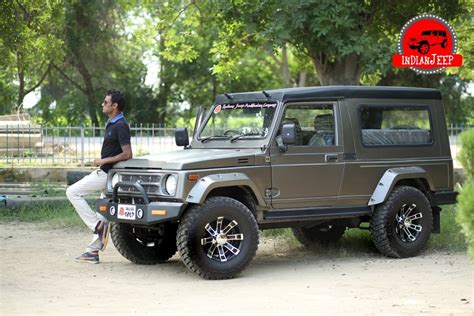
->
xmin=96 ymin=86 xmax=457 ymax=279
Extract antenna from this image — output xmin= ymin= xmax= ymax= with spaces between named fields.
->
xmin=262 ymin=90 xmax=271 ymax=98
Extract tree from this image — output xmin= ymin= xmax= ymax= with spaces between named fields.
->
xmin=210 ymin=0 xmax=467 ymax=85
xmin=0 ymin=0 xmax=64 ymax=114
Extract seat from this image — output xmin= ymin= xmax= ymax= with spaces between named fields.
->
xmin=308 ymin=114 xmax=335 ymax=146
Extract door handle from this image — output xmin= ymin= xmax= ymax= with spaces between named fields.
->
xmin=325 ymin=154 xmax=338 ymax=162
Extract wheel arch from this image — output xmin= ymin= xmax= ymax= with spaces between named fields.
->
xmin=185 ymin=173 xmax=266 ymax=210
xmin=368 ymin=167 xmax=435 ymax=206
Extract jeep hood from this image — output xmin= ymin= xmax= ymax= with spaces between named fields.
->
xmin=113 ymin=148 xmax=259 ymax=170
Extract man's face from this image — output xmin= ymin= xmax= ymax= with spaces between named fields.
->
xmin=102 ymin=95 xmax=116 ymax=115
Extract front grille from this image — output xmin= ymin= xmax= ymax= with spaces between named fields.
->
xmin=119 ymin=174 xmax=162 ymax=195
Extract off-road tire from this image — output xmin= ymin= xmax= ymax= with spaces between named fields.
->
xmin=111 ymin=222 xmax=177 ymax=264
xmin=177 ymin=196 xmax=259 ymax=280
xmin=292 ymin=224 xmax=346 ymax=248
xmin=370 ymin=186 xmax=432 ymax=258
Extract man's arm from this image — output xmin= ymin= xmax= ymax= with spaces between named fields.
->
xmin=94 ymin=144 xmax=132 ymax=166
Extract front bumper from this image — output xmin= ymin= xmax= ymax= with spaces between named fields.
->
xmin=96 ymin=180 xmax=186 ymax=225
xmin=96 ymin=199 xmax=186 ymax=225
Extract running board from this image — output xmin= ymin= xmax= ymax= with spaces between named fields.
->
xmin=263 ymin=206 xmax=371 ymax=222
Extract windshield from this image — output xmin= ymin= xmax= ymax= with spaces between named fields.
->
xmin=198 ymin=102 xmax=277 ymax=141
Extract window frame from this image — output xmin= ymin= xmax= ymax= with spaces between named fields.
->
xmin=358 ymin=104 xmax=434 ymax=148
xmin=272 ymin=101 xmax=339 ymax=148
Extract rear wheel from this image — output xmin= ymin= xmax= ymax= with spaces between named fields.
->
xmin=177 ymin=196 xmax=259 ymax=280
xmin=292 ymin=224 xmax=346 ymax=248
xmin=111 ymin=222 xmax=177 ymax=264
xmin=370 ymin=186 xmax=432 ymax=258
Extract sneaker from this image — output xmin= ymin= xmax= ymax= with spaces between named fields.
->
xmin=75 ymin=251 xmax=99 ymax=264
xmin=95 ymin=220 xmax=110 ymax=251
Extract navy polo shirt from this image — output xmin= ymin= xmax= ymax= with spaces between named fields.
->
xmin=101 ymin=113 xmax=131 ymax=173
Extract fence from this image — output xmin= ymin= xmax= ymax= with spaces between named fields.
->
xmin=0 ymin=124 xmax=181 ymax=166
xmin=0 ymin=124 xmax=471 ymax=166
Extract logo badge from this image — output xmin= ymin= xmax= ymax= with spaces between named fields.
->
xmin=392 ymin=14 xmax=463 ymax=74
xmin=213 ymin=104 xmax=222 ymax=114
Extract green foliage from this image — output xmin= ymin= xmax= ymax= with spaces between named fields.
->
xmin=0 ymin=202 xmax=86 ymax=229
xmin=456 ymin=128 xmax=474 ymax=261
xmin=0 ymin=0 xmax=472 ymax=126
xmin=0 ymin=0 xmax=64 ymax=112
xmin=458 ymin=128 xmax=474 ymax=180
xmin=456 ymin=184 xmax=474 ymax=260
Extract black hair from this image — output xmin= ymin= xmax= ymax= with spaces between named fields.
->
xmin=107 ymin=90 xmax=125 ymax=111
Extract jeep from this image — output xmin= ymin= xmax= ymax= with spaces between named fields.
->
xmin=96 ymin=86 xmax=457 ymax=279
xmin=409 ymin=30 xmax=448 ymax=54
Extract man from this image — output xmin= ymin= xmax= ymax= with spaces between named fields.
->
xmin=66 ymin=90 xmax=132 ymax=264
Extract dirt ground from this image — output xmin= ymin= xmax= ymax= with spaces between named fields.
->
xmin=0 ymin=222 xmax=472 ymax=315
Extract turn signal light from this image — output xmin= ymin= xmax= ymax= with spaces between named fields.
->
xmin=151 ymin=210 xmax=167 ymax=216
xmin=188 ymin=174 xmax=199 ymax=181
xmin=99 ymin=205 xmax=107 ymax=212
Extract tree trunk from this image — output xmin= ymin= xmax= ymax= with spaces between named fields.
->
xmin=74 ymin=58 xmax=99 ymax=126
xmin=281 ymin=44 xmax=291 ymax=87
xmin=298 ymin=72 xmax=307 ymax=87
xmin=310 ymin=53 xmax=362 ymax=85
xmin=156 ymin=36 xmax=169 ymax=125
xmin=16 ymin=52 xmax=25 ymax=111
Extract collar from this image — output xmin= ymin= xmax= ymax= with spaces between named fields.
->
xmin=106 ymin=113 xmax=125 ymax=128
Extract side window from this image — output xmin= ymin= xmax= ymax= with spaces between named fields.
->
xmin=360 ymin=106 xmax=432 ymax=146
xmin=278 ymin=104 xmax=336 ymax=146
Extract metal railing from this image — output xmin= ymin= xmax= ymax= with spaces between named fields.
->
xmin=0 ymin=124 xmax=181 ymax=166
xmin=0 ymin=124 xmax=471 ymax=166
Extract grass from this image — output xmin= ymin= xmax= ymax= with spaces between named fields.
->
xmin=0 ymin=202 xmax=467 ymax=254
xmin=0 ymin=201 xmax=87 ymax=230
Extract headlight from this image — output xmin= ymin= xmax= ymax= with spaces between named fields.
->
xmin=111 ymin=173 xmax=120 ymax=189
xmin=165 ymin=174 xmax=177 ymax=195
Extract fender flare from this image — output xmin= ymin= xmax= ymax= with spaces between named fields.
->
xmin=185 ymin=173 xmax=266 ymax=206
xmin=368 ymin=167 xmax=434 ymax=206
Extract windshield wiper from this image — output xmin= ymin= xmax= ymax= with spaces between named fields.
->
xmin=200 ymin=135 xmax=231 ymax=143
xmin=230 ymin=133 xmax=265 ymax=143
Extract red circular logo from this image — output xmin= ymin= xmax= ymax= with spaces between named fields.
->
xmin=392 ymin=15 xmax=462 ymax=74
xmin=213 ymin=104 xmax=222 ymax=114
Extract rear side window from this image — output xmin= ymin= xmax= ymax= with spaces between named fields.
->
xmin=360 ymin=106 xmax=432 ymax=146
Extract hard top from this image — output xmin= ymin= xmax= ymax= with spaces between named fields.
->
xmin=214 ymin=86 xmax=441 ymax=104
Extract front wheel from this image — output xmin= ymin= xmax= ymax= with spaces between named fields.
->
xmin=370 ymin=186 xmax=432 ymax=258
xmin=418 ymin=43 xmax=430 ymax=54
xmin=177 ymin=197 xmax=259 ymax=280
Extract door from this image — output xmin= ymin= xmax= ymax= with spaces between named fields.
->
xmin=270 ymin=102 xmax=344 ymax=209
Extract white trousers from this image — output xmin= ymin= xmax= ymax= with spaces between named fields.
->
xmin=66 ymin=169 xmax=108 ymax=252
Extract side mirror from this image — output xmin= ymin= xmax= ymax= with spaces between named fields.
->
xmin=175 ymin=128 xmax=189 ymax=147
xmin=281 ymin=123 xmax=296 ymax=145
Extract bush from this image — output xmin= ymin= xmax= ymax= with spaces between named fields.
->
xmin=456 ymin=183 xmax=474 ymax=259
xmin=456 ymin=128 xmax=474 ymax=261
xmin=458 ymin=128 xmax=474 ymax=180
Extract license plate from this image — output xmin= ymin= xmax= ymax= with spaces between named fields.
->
xmin=117 ymin=204 xmax=136 ymax=220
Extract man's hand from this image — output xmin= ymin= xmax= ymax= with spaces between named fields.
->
xmin=93 ymin=145 xmax=132 ymax=167
xmin=94 ymin=159 xmax=103 ymax=166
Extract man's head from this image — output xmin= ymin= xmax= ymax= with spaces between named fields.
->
xmin=102 ymin=90 xmax=125 ymax=116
